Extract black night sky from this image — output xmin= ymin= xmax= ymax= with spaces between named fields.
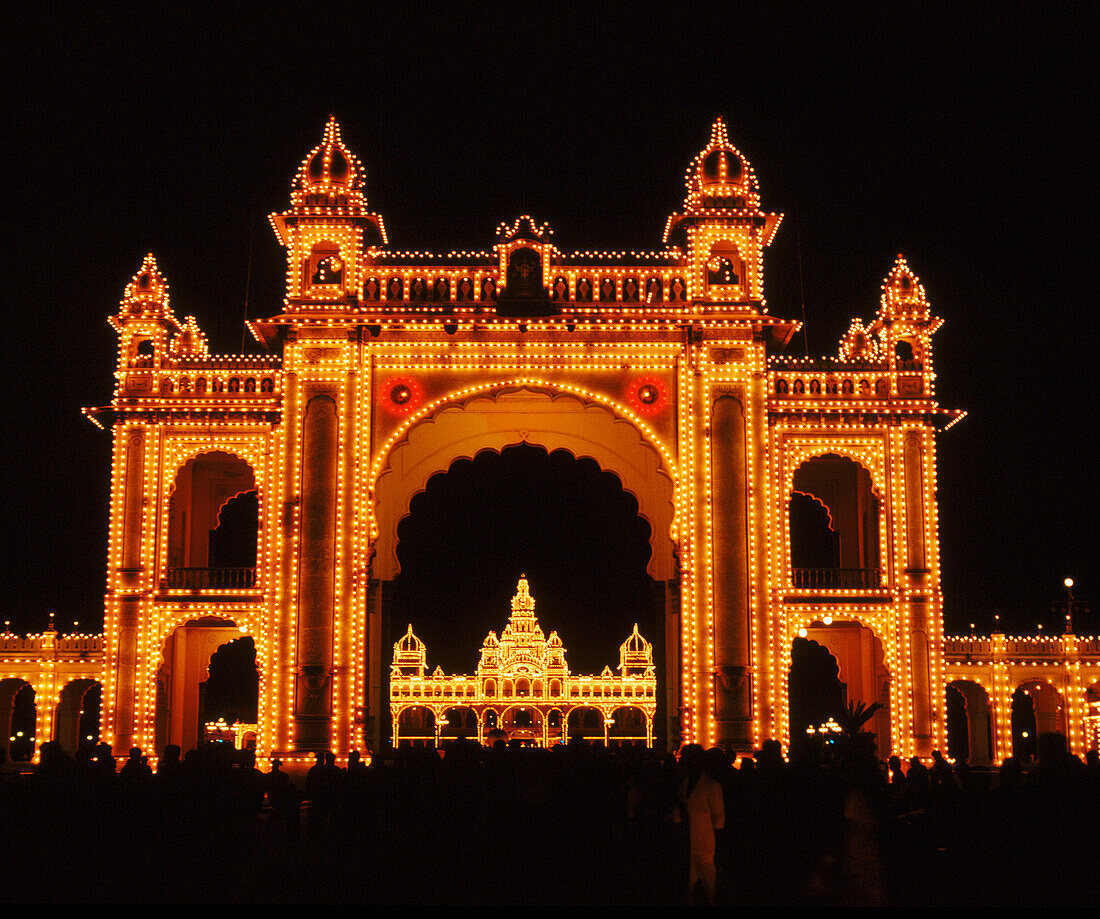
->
xmin=2 ymin=6 xmax=1094 ymax=649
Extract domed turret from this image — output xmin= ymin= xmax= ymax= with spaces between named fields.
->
xmin=664 ymin=118 xmax=782 ymax=304
xmin=121 ymin=253 xmax=172 ymax=316
xmin=619 ymin=623 xmax=654 ymax=676
xmin=683 ymin=117 xmax=760 ymax=212
xmin=110 ymin=254 xmax=182 ymax=378
xmin=291 ymin=116 xmax=367 ymax=208
xmin=391 ymin=623 xmax=427 ymax=677
xmin=879 ymin=254 xmax=930 ymax=321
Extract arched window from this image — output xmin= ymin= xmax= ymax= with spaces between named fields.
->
xmin=307 ymin=242 xmax=344 ymax=290
xmin=706 ymin=241 xmax=745 ymax=292
xmin=167 ymin=453 xmax=258 ymax=589
xmin=790 ymin=454 xmax=881 ymax=589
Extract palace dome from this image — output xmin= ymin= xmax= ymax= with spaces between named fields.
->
xmin=291 ymin=117 xmax=367 ymax=207
xmin=683 ymin=117 xmax=760 ymax=211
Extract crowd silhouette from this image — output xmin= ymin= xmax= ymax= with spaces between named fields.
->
xmin=2 ymin=732 xmax=1096 ymax=904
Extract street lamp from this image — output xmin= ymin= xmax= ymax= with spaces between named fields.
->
xmin=1063 ymin=577 xmax=1075 ymax=633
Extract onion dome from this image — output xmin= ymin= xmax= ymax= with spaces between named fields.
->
xmin=483 ymin=631 xmax=500 ymax=648
xmin=619 ymin=623 xmax=653 ymax=673
xmin=683 ymin=117 xmax=760 ymax=212
xmin=879 ymin=254 xmax=930 ymax=320
xmin=290 ymin=117 xmax=367 ymax=208
xmin=547 ymin=630 xmax=563 ymax=648
xmin=395 ymin=623 xmax=424 ymax=655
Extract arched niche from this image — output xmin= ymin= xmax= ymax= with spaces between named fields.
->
xmin=154 ymin=616 xmax=251 ymax=754
xmin=373 ymin=387 xmax=676 ymax=581
xmin=790 ymin=454 xmax=881 ymax=588
xmin=167 ymin=452 xmax=258 ymax=586
xmin=947 ymin=679 xmax=994 ymax=766
xmin=55 ymin=679 xmax=103 ymax=754
xmin=797 ymin=621 xmax=893 ymax=758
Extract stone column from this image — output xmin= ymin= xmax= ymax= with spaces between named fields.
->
xmin=711 ymin=395 xmax=752 ymax=749
xmin=294 ymin=394 xmax=338 ymax=750
xmin=904 ymin=432 xmax=927 ymax=574
xmin=367 ymin=578 xmax=393 ymax=753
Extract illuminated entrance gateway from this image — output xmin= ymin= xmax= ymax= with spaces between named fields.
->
xmin=390 ymin=577 xmax=656 ymax=747
xmin=63 ymin=115 xmax=981 ymax=762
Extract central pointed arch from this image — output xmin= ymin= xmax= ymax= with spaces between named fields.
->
xmin=371 ymin=385 xmax=678 ymax=581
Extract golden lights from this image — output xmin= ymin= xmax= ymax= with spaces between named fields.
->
xmin=389 ymin=578 xmax=657 ymax=747
xmin=5 ymin=113 xmax=1077 ymax=770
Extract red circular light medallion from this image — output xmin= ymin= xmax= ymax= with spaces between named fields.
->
xmin=627 ymin=376 xmax=668 ymax=416
xmin=381 ymin=375 xmax=423 ymax=416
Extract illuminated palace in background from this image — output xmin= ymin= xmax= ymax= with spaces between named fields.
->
xmin=1 ymin=117 xmax=1097 ymax=765
xmin=390 ymin=577 xmax=657 ymax=747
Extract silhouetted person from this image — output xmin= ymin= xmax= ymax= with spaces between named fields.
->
xmin=679 ymin=745 xmax=725 ymax=905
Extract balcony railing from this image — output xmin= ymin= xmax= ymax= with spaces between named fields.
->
xmin=166 ymin=567 xmax=257 ymax=589
xmin=792 ymin=568 xmax=882 ymax=590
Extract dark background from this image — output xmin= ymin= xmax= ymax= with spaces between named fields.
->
xmin=2 ymin=6 xmax=1094 ymax=650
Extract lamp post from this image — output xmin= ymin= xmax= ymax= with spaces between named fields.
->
xmin=1063 ymin=578 xmax=1075 ymax=634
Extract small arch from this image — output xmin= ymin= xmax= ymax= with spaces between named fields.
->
xmin=440 ymin=706 xmax=477 ymax=739
xmin=167 ymin=452 xmax=258 ymax=586
xmin=307 ymin=241 xmax=344 ymax=289
xmin=706 ymin=240 xmax=745 ymax=291
xmin=790 ymin=454 xmax=881 ymax=588
xmin=55 ymin=679 xmax=102 ymax=754
xmin=1011 ymin=681 xmax=1067 ymax=760
xmin=397 ymin=706 xmax=436 ymax=743
xmin=0 ymin=678 xmax=36 ymax=761
xmin=567 ymin=706 xmax=604 ymax=740
xmin=947 ymin=679 xmax=994 ymax=766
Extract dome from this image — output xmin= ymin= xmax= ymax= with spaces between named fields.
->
xmin=879 ymin=254 xmax=930 ymax=320
xmin=395 ymin=623 xmax=424 ymax=654
xmin=621 ymin=623 xmax=648 ymax=654
xmin=121 ymin=253 xmax=170 ymax=313
xmin=291 ymin=117 xmax=367 ymax=207
xmin=683 ymin=117 xmax=760 ymax=211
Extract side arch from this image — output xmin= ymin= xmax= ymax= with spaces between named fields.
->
xmin=371 ymin=385 xmax=678 ymax=580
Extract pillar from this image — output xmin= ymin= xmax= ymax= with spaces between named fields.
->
xmin=711 ymin=394 xmax=752 ymax=749
xmin=295 ymin=393 xmax=338 ymax=750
